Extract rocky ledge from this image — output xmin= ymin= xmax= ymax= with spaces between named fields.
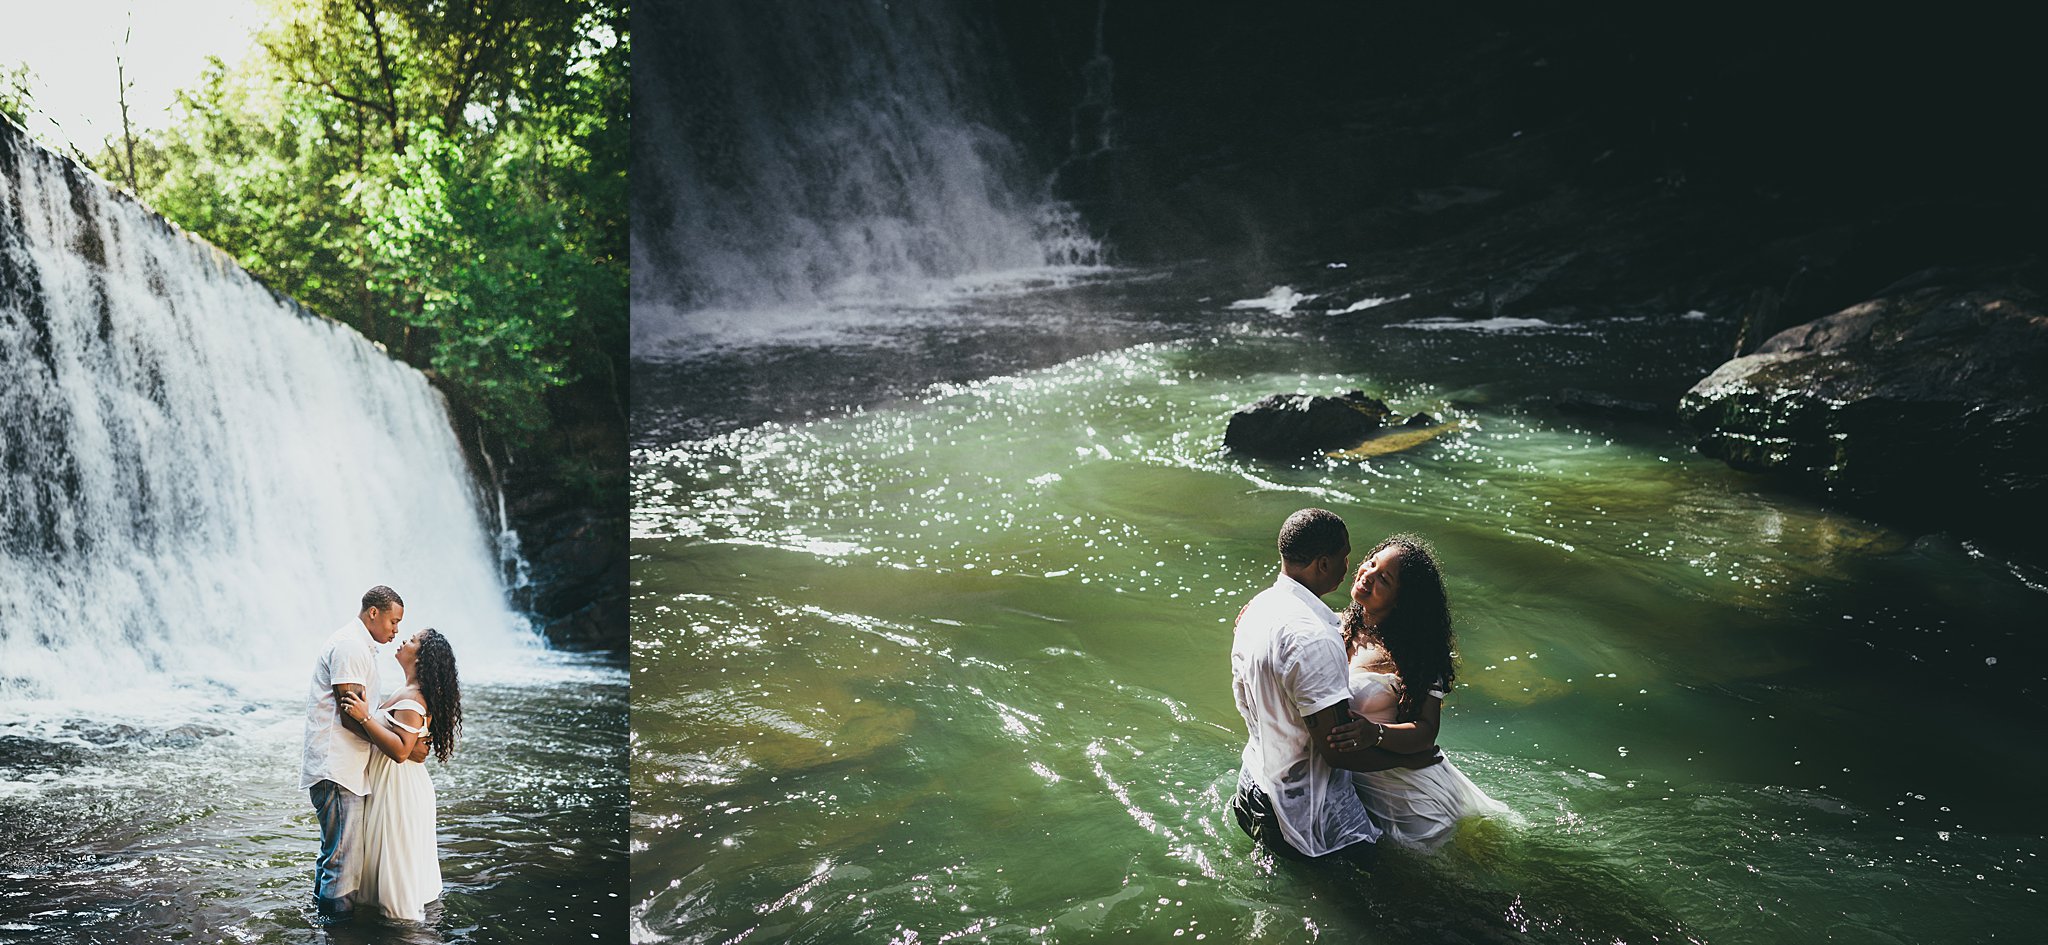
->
xmin=507 ymin=482 xmax=628 ymax=651
xmin=1678 ymin=285 xmax=2048 ymax=537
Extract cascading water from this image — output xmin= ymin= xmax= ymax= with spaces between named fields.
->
xmin=631 ymin=0 xmax=1104 ymax=351
xmin=0 ymin=119 xmax=535 ymax=719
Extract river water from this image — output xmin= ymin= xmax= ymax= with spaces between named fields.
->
xmin=630 ymin=269 xmax=2048 ymax=943
xmin=0 ymin=656 xmax=627 ymax=945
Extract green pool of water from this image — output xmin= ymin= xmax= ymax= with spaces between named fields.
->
xmin=631 ymin=336 xmax=2047 ymax=943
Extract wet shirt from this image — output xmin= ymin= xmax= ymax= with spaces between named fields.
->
xmin=1230 ymin=574 xmax=1380 ymax=857
xmin=300 ymin=620 xmax=381 ymax=795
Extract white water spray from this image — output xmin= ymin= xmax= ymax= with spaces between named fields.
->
xmin=631 ymin=0 xmax=1104 ymax=351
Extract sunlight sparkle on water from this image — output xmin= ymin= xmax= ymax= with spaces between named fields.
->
xmin=633 ymin=333 xmax=2048 ymax=944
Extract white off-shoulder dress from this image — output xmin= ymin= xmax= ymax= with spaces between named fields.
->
xmin=355 ymin=698 xmax=443 ymax=921
xmin=1349 ymin=670 xmax=1514 ymax=850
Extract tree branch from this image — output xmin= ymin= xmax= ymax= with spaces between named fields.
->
xmin=352 ymin=0 xmax=406 ymax=153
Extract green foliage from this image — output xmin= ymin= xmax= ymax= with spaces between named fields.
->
xmin=364 ymin=130 xmax=589 ymax=433
xmin=1 ymin=63 xmax=34 ymax=127
xmin=107 ymin=0 xmax=626 ymax=455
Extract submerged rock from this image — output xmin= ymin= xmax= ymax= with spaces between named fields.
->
xmin=1678 ymin=286 xmax=2048 ymax=535
xmin=1327 ymin=420 xmax=1463 ymax=461
xmin=1223 ymin=390 xmax=1390 ymax=459
xmin=0 ymin=734 xmax=85 ymax=773
xmin=1548 ymin=388 xmax=1667 ymax=423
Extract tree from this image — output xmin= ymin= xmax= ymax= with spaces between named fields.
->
xmin=111 ymin=0 xmax=627 ymax=474
xmin=116 ymin=20 xmax=141 ymax=191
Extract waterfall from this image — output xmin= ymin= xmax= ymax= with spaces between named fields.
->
xmin=631 ymin=0 xmax=1103 ymax=347
xmin=0 ymin=120 xmax=535 ymax=717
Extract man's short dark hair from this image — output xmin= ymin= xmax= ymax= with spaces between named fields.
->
xmin=361 ymin=585 xmax=404 ymax=612
xmin=1277 ymin=508 xmax=1348 ymax=565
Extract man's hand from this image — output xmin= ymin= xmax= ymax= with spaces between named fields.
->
xmin=407 ymin=736 xmax=431 ymax=763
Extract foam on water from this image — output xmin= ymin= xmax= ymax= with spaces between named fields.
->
xmin=631 ymin=265 xmax=1121 ymax=358
xmin=1391 ymin=316 xmax=1562 ymax=332
xmin=1226 ymin=285 xmax=1315 ymax=314
xmin=1333 ymin=294 xmax=1410 ymax=314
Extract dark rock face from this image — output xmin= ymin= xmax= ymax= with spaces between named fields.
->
xmin=1678 ymin=286 xmax=2048 ymax=536
xmin=447 ymin=373 xmax=627 ymax=653
xmin=506 ymin=481 xmax=628 ymax=651
xmin=1224 ymin=391 xmax=1390 ymax=460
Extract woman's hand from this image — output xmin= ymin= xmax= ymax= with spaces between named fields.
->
xmin=337 ymin=689 xmax=370 ymax=724
xmin=1331 ymin=695 xmax=1444 ymax=754
xmin=1327 ymin=717 xmax=1383 ymax=753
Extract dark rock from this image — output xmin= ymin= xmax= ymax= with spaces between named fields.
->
xmin=1678 ymin=286 xmax=2048 ymax=537
xmin=509 ymin=502 xmax=629 ymax=651
xmin=159 ymin=724 xmax=229 ymax=748
xmin=458 ymin=375 xmax=628 ymax=654
xmin=1337 ymin=390 xmax=1393 ymax=421
xmin=1402 ymin=412 xmax=1437 ymax=427
xmin=0 ymin=734 xmax=84 ymax=772
xmin=1224 ymin=391 xmax=1389 ymax=459
xmin=78 ymin=723 xmax=144 ymax=746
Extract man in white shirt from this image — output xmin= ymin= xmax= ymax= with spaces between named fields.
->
xmin=300 ymin=585 xmax=423 ymax=919
xmin=1229 ymin=508 xmax=1438 ymax=861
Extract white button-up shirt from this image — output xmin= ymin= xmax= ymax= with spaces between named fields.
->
xmin=1231 ymin=573 xmax=1379 ymax=856
xmin=299 ymin=619 xmax=382 ymax=795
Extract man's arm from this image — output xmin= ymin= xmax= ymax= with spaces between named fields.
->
xmin=1304 ymin=702 xmax=1441 ymax=772
xmin=333 ymin=683 xmax=370 ymax=739
xmin=337 ymin=689 xmax=424 ymax=763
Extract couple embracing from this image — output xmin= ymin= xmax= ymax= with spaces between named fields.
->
xmin=300 ymin=585 xmax=464 ymax=923
xmin=1230 ymin=509 xmax=1511 ymax=861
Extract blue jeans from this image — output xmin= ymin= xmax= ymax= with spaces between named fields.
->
xmin=309 ymin=780 xmax=364 ymax=915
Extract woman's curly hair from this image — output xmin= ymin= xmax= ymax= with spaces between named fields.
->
xmin=414 ymin=628 xmax=462 ymax=763
xmin=1340 ymin=533 xmax=1457 ymax=721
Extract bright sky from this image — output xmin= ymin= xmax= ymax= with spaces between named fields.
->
xmin=1 ymin=0 xmax=267 ymax=152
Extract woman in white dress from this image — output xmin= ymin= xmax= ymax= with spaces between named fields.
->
xmin=1326 ymin=535 xmax=1512 ymax=850
xmin=337 ymin=627 xmax=463 ymax=922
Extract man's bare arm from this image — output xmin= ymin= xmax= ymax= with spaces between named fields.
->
xmin=1305 ymin=703 xmax=1442 ymax=772
xmin=333 ymin=683 xmax=370 ymax=739
xmin=338 ymin=689 xmax=424 ymax=763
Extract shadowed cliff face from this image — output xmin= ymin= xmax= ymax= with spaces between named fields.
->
xmin=990 ymin=1 xmax=2046 ymax=270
